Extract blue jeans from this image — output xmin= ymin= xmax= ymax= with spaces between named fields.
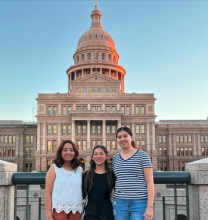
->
xmin=113 ymin=198 xmax=147 ymax=220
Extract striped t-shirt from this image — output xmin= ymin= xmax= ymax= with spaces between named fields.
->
xmin=112 ymin=150 xmax=153 ymax=199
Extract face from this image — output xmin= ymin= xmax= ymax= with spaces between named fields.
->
xmin=117 ymin=130 xmax=133 ymax=149
xmin=92 ymin=148 xmax=108 ymax=166
xmin=61 ymin=143 xmax=75 ymax=162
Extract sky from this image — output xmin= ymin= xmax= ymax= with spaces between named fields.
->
xmin=0 ymin=0 xmax=208 ymax=122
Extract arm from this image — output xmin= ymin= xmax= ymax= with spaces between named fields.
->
xmin=143 ymin=167 xmax=154 ymax=220
xmin=45 ymin=165 xmax=56 ymax=220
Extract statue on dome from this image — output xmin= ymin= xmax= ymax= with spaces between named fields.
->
xmin=95 ymin=0 xmax=98 ymax=7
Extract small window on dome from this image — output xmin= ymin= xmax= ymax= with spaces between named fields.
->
xmin=84 ymin=36 xmax=87 ymax=40
xmin=89 ymin=34 xmax=92 ymax=39
xmin=88 ymin=53 xmax=91 ymax=60
xmin=106 ymin=36 xmax=109 ymax=40
xmin=101 ymin=35 xmax=104 ymax=39
xmin=102 ymin=53 xmax=105 ymax=60
xmin=108 ymin=54 xmax=111 ymax=61
xmin=95 ymin=34 xmax=98 ymax=38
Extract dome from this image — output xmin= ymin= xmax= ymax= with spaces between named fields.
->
xmin=76 ymin=5 xmax=116 ymax=52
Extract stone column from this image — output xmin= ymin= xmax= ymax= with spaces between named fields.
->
xmin=117 ymin=104 xmax=120 ymax=111
xmin=132 ymin=123 xmax=135 ymax=139
xmin=0 ymin=160 xmax=17 ymax=220
xmin=100 ymin=68 xmax=102 ymax=74
xmin=116 ymin=71 xmax=118 ymax=80
xmin=117 ymin=120 xmax=121 ymax=150
xmin=173 ymin=134 xmax=177 ymax=157
xmin=36 ymin=123 xmax=40 ymax=153
xmin=198 ymin=134 xmax=202 ymax=158
xmin=102 ymin=120 xmax=106 ymax=147
xmin=68 ymin=74 xmax=70 ymax=93
xmin=91 ymin=68 xmax=93 ymax=74
xmin=71 ymin=120 xmax=75 ymax=143
xmin=186 ymin=158 xmax=208 ymax=220
xmin=87 ymin=120 xmax=91 ymax=151
xmin=132 ymin=104 xmax=134 ymax=115
xmin=74 ymin=71 xmax=77 ymax=80
xmin=168 ymin=133 xmax=172 ymax=157
xmin=146 ymin=123 xmax=150 ymax=153
xmin=152 ymin=123 xmax=156 ymax=153
xmin=42 ymin=123 xmax=46 ymax=152
xmin=193 ymin=133 xmax=197 ymax=158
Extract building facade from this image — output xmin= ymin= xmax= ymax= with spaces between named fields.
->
xmin=0 ymin=120 xmax=36 ymax=172
xmin=1 ymin=5 xmax=208 ymax=172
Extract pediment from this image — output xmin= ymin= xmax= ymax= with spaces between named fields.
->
xmin=73 ymin=73 xmax=120 ymax=83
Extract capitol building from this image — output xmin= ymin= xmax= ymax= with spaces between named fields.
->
xmin=0 ymin=4 xmax=208 ymax=172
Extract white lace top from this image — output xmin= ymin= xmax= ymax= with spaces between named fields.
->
xmin=52 ymin=164 xmax=83 ymax=214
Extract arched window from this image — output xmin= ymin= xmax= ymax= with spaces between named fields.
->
xmin=108 ymin=54 xmax=111 ymax=61
xmin=102 ymin=53 xmax=105 ymax=60
xmin=82 ymin=54 xmax=85 ymax=61
xmin=95 ymin=34 xmax=98 ymax=38
xmin=88 ymin=53 xmax=91 ymax=60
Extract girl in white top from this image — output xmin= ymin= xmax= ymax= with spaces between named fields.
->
xmin=45 ymin=140 xmax=83 ymax=220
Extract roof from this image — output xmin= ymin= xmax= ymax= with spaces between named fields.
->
xmin=156 ymin=119 xmax=208 ymax=125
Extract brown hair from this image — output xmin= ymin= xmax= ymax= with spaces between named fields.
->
xmin=53 ymin=140 xmax=80 ymax=170
xmin=116 ymin=126 xmax=136 ymax=149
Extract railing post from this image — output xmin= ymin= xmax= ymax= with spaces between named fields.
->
xmin=186 ymin=158 xmax=208 ymax=220
xmin=0 ymin=160 xmax=17 ymax=220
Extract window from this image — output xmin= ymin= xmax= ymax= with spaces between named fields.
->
xmin=77 ymin=106 xmax=81 ymax=110
xmin=181 ymin=147 xmax=184 ymax=156
xmin=106 ymin=106 xmax=110 ymax=110
xmin=201 ymin=135 xmax=204 ymax=143
xmin=0 ymin=148 xmax=3 ymax=157
xmin=107 ymin=125 xmax=110 ymax=134
xmin=181 ymin=162 xmax=185 ymax=171
xmin=102 ymin=53 xmax=105 ymax=60
xmin=188 ymin=135 xmax=192 ymax=143
xmin=26 ymin=136 xmax=30 ymax=143
xmin=82 ymin=106 xmax=87 ymax=110
xmin=141 ymin=125 xmax=145 ymax=134
xmin=68 ymin=106 xmax=72 ymax=115
xmin=62 ymin=125 xmax=67 ymax=134
xmin=141 ymin=141 xmax=145 ymax=151
xmin=88 ymin=53 xmax=91 ymax=60
xmin=92 ymin=126 xmax=96 ymax=134
xmin=68 ymin=125 xmax=72 ymax=134
xmin=163 ymin=136 xmax=166 ymax=143
xmin=136 ymin=125 xmax=140 ymax=134
xmin=189 ymin=148 xmax=193 ymax=156
xmin=62 ymin=106 xmax=67 ymax=115
xmin=77 ymin=125 xmax=81 ymax=134
xmin=97 ymin=106 xmax=101 ymax=110
xmin=83 ymin=125 xmax=87 ymax=134
xmin=184 ymin=135 xmax=188 ymax=143
xmin=185 ymin=147 xmax=188 ymax=156
xmin=108 ymin=54 xmax=111 ymax=61
xmin=136 ymin=140 xmax=140 ymax=149
xmin=47 ymin=106 xmax=51 ymax=115
xmin=112 ymin=126 xmax=116 ymax=134
xmin=177 ymin=147 xmax=180 ymax=156
xmin=112 ymin=106 xmax=116 ymax=110
xmin=82 ymin=54 xmax=85 ymax=61
xmin=12 ymin=148 xmax=15 ymax=157
xmin=47 ymin=140 xmax=52 ymax=152
xmin=159 ymin=136 xmax=162 ymax=143
xmin=121 ymin=106 xmax=125 ymax=114
xmin=141 ymin=106 xmax=145 ymax=115
xmin=4 ymin=136 xmax=7 ymax=143
xmin=97 ymin=125 xmax=101 ymax=134
xmin=53 ymin=106 xmax=57 ymax=115
xmin=97 ymin=140 xmax=101 ymax=145
xmin=51 ymin=125 xmax=56 ymax=134
xmin=3 ymin=148 xmax=6 ymax=157
xmin=112 ymin=141 xmax=116 ymax=150
xmin=52 ymin=140 xmax=57 ymax=152
xmin=9 ymin=135 xmax=12 ymax=143
xmin=163 ymin=148 xmax=167 ymax=156
xmin=135 ymin=106 xmax=139 ymax=115
xmin=160 ymin=162 xmax=167 ymax=171
xmin=107 ymin=141 xmax=111 ymax=150
xmin=8 ymin=148 xmax=11 ymax=157
xmin=159 ymin=148 xmax=162 ymax=156
xmin=77 ymin=140 xmax=81 ymax=150
xmin=176 ymin=136 xmax=179 ymax=143
xmin=180 ymin=135 xmax=184 ymax=143
xmin=47 ymin=125 xmax=52 ymax=134
xmin=202 ymin=147 xmax=205 ymax=156
xmin=92 ymin=140 xmax=96 ymax=149
xmin=126 ymin=106 xmax=130 ymax=115
xmin=83 ymin=141 xmax=87 ymax=150
xmin=205 ymin=135 xmax=208 ymax=142
xmin=92 ymin=106 xmax=96 ymax=110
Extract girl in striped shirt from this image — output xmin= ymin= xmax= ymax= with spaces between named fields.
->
xmin=112 ymin=127 xmax=154 ymax=220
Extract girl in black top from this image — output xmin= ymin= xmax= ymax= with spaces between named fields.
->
xmin=82 ymin=145 xmax=115 ymax=220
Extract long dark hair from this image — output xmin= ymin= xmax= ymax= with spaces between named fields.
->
xmin=116 ymin=126 xmax=136 ymax=149
xmin=82 ymin=145 xmax=114 ymax=198
xmin=53 ymin=140 xmax=80 ymax=170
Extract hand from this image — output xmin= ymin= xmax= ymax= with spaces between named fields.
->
xmin=82 ymin=169 xmax=88 ymax=176
xmin=47 ymin=216 xmax=53 ymax=220
xmin=145 ymin=206 xmax=153 ymax=220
